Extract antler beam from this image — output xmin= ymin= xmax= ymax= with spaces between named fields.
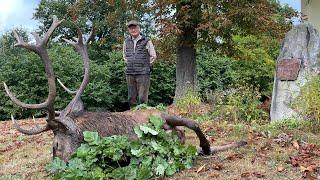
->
xmin=3 ymin=82 xmax=49 ymax=109
xmin=4 ymin=15 xmax=64 ymax=135
xmin=57 ymin=79 xmax=78 ymax=95
xmin=11 ymin=115 xmax=50 ymax=135
xmin=61 ymin=26 xmax=95 ymax=114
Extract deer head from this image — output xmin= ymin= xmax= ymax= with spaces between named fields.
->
xmin=3 ymin=16 xmax=95 ymax=161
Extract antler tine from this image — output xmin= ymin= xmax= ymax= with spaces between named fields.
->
xmin=13 ymin=30 xmax=24 ymax=45
xmin=3 ymin=82 xmax=48 ymax=109
xmin=32 ymin=116 xmax=40 ymax=129
xmin=31 ymin=32 xmax=41 ymax=45
xmin=13 ymin=30 xmax=38 ymax=53
xmin=42 ymin=15 xmax=64 ymax=46
xmin=86 ymin=26 xmax=95 ymax=45
xmin=76 ymin=26 xmax=84 ymax=45
xmin=72 ymin=37 xmax=79 ymax=42
xmin=62 ymin=26 xmax=84 ymax=49
xmin=57 ymin=78 xmax=77 ymax=95
xmin=11 ymin=115 xmax=50 ymax=135
xmin=62 ymin=38 xmax=76 ymax=46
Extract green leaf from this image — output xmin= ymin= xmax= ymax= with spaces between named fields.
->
xmin=137 ymin=165 xmax=152 ymax=180
xmin=155 ymin=164 xmax=166 ymax=176
xmin=185 ymin=145 xmax=198 ymax=157
xmin=76 ymin=144 xmax=91 ymax=158
xmin=134 ymin=126 xmax=143 ymax=138
xmin=46 ymin=157 xmax=67 ymax=174
xmin=130 ymin=146 xmax=149 ymax=157
xmin=103 ymin=148 xmax=124 ymax=161
xmin=183 ymin=158 xmax=194 ymax=169
xmin=89 ymin=166 xmax=105 ymax=179
xmin=131 ymin=149 xmax=142 ymax=156
xmin=149 ymin=115 xmax=164 ymax=130
xmin=150 ymin=141 xmax=167 ymax=154
xmin=165 ymin=163 xmax=177 ymax=176
xmin=139 ymin=125 xmax=159 ymax=135
xmin=173 ymin=145 xmax=183 ymax=156
xmin=48 ymin=116 xmax=198 ymax=179
xmin=141 ymin=156 xmax=153 ymax=166
xmin=83 ymin=131 xmax=100 ymax=145
xmin=154 ymin=156 xmax=169 ymax=176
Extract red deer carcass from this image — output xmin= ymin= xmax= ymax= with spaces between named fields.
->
xmin=4 ymin=16 xmax=246 ymax=162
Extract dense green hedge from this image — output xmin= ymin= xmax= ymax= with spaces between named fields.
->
xmin=0 ymin=42 xmax=176 ymax=120
xmin=0 ymin=33 xmax=278 ymax=120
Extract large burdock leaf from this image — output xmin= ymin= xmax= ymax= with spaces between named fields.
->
xmin=139 ymin=125 xmax=159 ymax=135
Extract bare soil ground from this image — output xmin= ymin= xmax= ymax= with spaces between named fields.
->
xmin=0 ymin=118 xmax=319 ymax=180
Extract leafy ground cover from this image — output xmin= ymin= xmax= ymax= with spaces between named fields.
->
xmin=0 ymin=117 xmax=319 ymax=179
xmin=47 ymin=115 xmax=197 ymax=179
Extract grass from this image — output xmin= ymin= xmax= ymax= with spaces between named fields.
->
xmin=0 ymin=119 xmax=52 ymax=180
xmin=0 ymin=117 xmax=319 ymax=179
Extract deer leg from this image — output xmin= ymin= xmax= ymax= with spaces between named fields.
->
xmin=161 ymin=113 xmax=211 ymax=155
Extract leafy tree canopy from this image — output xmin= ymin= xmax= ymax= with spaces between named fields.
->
xmin=33 ymin=0 xmax=297 ymax=55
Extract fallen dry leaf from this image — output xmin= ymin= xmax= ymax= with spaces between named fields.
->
xmin=304 ymin=171 xmax=317 ymax=180
xmin=251 ymin=156 xmax=256 ymax=163
xmin=196 ymin=164 xmax=206 ymax=173
xmin=226 ymin=153 xmax=243 ymax=161
xmin=208 ymin=136 xmax=215 ymax=143
xmin=300 ymin=165 xmax=318 ymax=173
xmin=241 ymin=171 xmax=265 ymax=179
xmin=292 ymin=140 xmax=300 ymax=150
xmin=277 ymin=166 xmax=285 ymax=172
xmin=288 ymin=143 xmax=320 ymax=178
xmin=211 ymin=163 xmax=223 ymax=171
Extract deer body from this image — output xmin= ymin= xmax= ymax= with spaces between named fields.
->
xmin=52 ymin=111 xmax=148 ymax=161
xmin=4 ymin=16 xmax=246 ymax=162
xmin=53 ymin=108 xmax=188 ymax=161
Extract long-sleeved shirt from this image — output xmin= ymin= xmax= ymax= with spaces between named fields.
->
xmin=123 ymin=35 xmax=157 ymax=64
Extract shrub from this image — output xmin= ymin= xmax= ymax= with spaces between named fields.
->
xmin=210 ymin=85 xmax=269 ymax=123
xmin=47 ymin=116 xmax=197 ymax=179
xmin=0 ymin=33 xmax=280 ymax=121
xmin=197 ymin=49 xmax=237 ymax=93
xmin=197 ymin=36 xmax=278 ymax=100
xmin=149 ymin=59 xmax=176 ymax=106
xmin=174 ymin=89 xmax=202 ymax=116
xmin=231 ymin=35 xmax=279 ymax=95
xmin=291 ymin=76 xmax=320 ymax=130
xmin=0 ymin=40 xmax=176 ymax=120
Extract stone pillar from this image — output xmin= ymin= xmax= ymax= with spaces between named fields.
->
xmin=270 ymin=23 xmax=320 ymax=121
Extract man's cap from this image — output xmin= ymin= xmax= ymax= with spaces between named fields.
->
xmin=127 ymin=20 xmax=140 ymax=27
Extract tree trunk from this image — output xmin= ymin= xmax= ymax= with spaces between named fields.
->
xmin=174 ymin=1 xmax=200 ymax=100
xmin=175 ymin=44 xmax=196 ymax=99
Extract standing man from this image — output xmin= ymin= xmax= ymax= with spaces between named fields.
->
xmin=123 ymin=20 xmax=157 ymax=108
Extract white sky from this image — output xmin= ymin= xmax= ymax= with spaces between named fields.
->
xmin=0 ymin=0 xmax=39 ymax=35
xmin=0 ymin=0 xmax=301 ymax=36
xmin=280 ymin=0 xmax=301 ymax=10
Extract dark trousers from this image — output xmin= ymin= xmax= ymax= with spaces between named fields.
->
xmin=126 ymin=74 xmax=150 ymax=108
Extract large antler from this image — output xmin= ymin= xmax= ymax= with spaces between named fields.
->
xmin=59 ymin=26 xmax=95 ymax=114
xmin=4 ymin=16 xmax=63 ymax=135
